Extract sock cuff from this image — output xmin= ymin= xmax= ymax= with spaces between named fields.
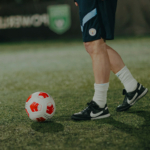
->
xmin=94 ymin=83 xmax=109 ymax=91
xmin=116 ymin=66 xmax=127 ymax=77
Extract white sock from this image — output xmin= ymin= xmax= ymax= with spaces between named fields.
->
xmin=93 ymin=83 xmax=109 ymax=108
xmin=116 ymin=66 xmax=138 ymax=92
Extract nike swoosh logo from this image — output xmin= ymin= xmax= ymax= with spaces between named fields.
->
xmin=127 ymin=92 xmax=138 ymax=105
xmin=90 ymin=111 xmax=103 ymax=118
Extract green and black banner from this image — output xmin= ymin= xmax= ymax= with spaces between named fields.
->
xmin=0 ymin=0 xmax=150 ymax=42
xmin=0 ymin=1 xmax=81 ymax=41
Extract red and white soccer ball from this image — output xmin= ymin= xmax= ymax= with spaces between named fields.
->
xmin=25 ymin=92 xmax=55 ymax=122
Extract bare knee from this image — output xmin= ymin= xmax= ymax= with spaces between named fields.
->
xmin=84 ymin=41 xmax=95 ymax=54
xmin=84 ymin=39 xmax=106 ymax=55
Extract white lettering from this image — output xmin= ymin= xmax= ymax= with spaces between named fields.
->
xmin=0 ymin=17 xmax=3 ymax=29
xmin=22 ymin=16 xmax=32 ymax=27
xmin=9 ymin=16 xmax=15 ymax=28
xmin=31 ymin=14 xmax=42 ymax=27
xmin=15 ymin=16 xmax=22 ymax=28
xmin=41 ymin=14 xmax=49 ymax=26
xmin=3 ymin=17 xmax=9 ymax=29
xmin=0 ymin=14 xmax=49 ymax=29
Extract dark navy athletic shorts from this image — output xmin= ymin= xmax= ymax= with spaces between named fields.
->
xmin=75 ymin=0 xmax=117 ymax=42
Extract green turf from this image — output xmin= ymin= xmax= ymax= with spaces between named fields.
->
xmin=0 ymin=37 xmax=150 ymax=150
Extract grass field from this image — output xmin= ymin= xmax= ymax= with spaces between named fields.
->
xmin=0 ymin=37 xmax=150 ymax=150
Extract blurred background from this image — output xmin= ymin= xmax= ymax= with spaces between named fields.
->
xmin=0 ymin=1 xmax=150 ymax=149
xmin=0 ymin=0 xmax=150 ymax=42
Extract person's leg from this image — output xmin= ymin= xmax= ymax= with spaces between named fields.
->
xmin=84 ymin=39 xmax=110 ymax=84
xmin=103 ymin=45 xmax=138 ymax=91
xmin=72 ymin=38 xmax=111 ymax=120
xmin=71 ymin=0 xmax=148 ymax=121
xmin=105 ymin=45 xmax=148 ymax=112
xmin=72 ymin=0 xmax=111 ymax=121
xmin=84 ymin=39 xmax=110 ymax=108
xmin=89 ymin=39 xmax=139 ymax=108
xmin=106 ymin=45 xmax=137 ymax=92
xmin=106 ymin=45 xmax=125 ymax=74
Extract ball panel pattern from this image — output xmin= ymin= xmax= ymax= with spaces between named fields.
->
xmin=25 ymin=92 xmax=55 ymax=122
xmin=36 ymin=117 xmax=46 ymax=122
xmin=30 ymin=102 xmax=40 ymax=112
xmin=25 ymin=109 xmax=29 ymax=117
xmin=46 ymin=102 xmax=54 ymax=115
xmin=39 ymin=92 xmax=49 ymax=98
xmin=26 ymin=95 xmax=32 ymax=102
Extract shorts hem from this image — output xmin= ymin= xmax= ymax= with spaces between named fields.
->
xmin=83 ymin=37 xmax=114 ymax=42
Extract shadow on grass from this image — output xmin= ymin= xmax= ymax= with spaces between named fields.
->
xmin=31 ymin=121 xmax=64 ymax=133
xmin=54 ymin=116 xmax=72 ymax=122
xmin=98 ymin=110 xmax=150 ymax=148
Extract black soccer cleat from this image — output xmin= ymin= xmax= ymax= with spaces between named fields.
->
xmin=116 ymin=83 xmax=148 ymax=112
xmin=71 ymin=101 xmax=110 ymax=120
